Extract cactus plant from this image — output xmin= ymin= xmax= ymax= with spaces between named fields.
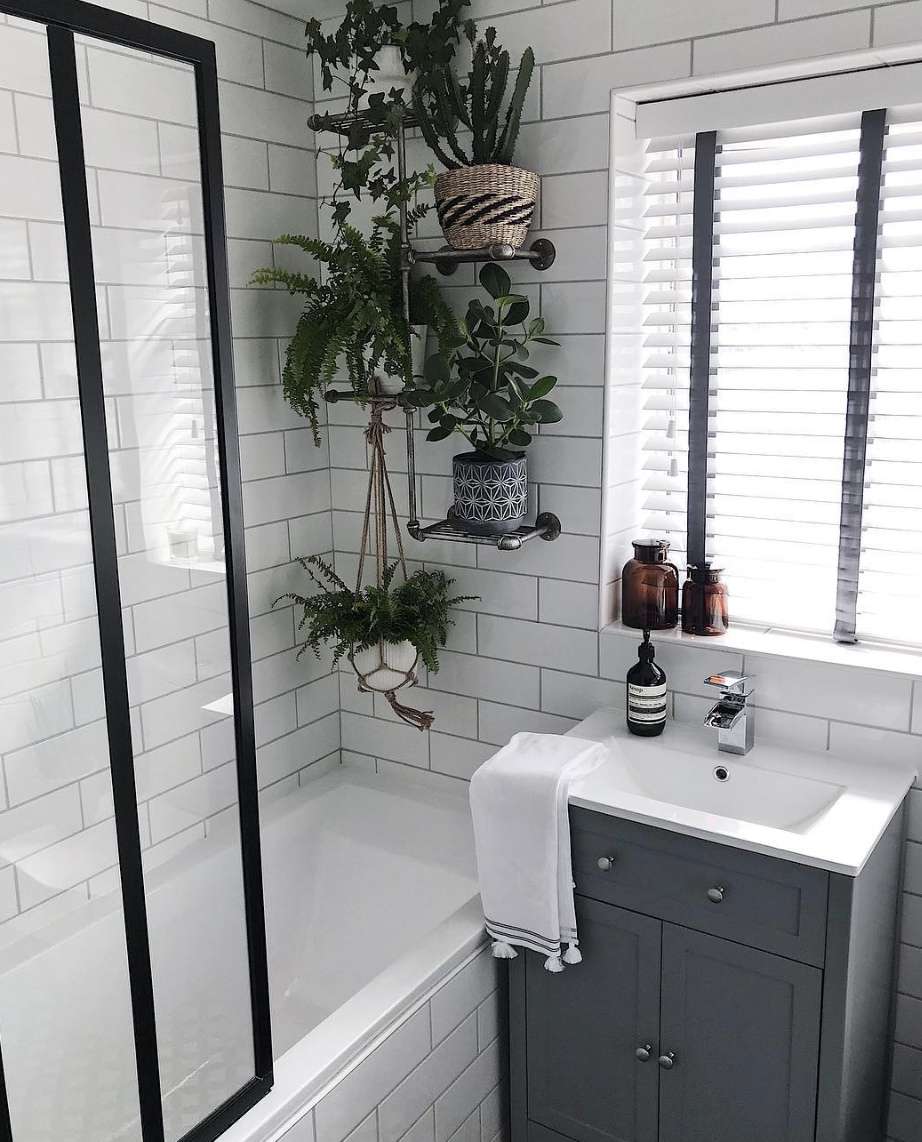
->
xmin=414 ymin=27 xmax=534 ymax=169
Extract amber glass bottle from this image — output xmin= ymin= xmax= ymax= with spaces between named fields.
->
xmin=681 ymin=563 xmax=729 ymax=636
xmin=621 ymin=540 xmax=679 ymax=630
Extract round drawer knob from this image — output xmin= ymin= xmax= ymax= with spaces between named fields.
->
xmin=597 ymin=855 xmax=615 ymax=872
xmin=635 ymin=1044 xmax=653 ymax=1063
xmin=658 ymin=1052 xmax=676 ymax=1070
xmin=707 ymin=885 xmax=725 ymax=904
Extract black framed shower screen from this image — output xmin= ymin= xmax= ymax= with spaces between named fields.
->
xmin=0 ymin=2 xmax=272 ymax=1140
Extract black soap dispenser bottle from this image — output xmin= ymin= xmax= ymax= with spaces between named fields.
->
xmin=626 ymin=630 xmax=667 ymax=737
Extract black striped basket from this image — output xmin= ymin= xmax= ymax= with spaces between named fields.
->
xmin=434 ymin=164 xmax=538 ymax=251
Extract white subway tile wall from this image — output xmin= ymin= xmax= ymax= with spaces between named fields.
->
xmin=0 ymin=0 xmax=335 ymax=946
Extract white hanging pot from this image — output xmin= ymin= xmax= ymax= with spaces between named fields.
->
xmin=357 ymin=46 xmax=416 ymax=108
xmin=351 ymin=639 xmax=418 ymax=692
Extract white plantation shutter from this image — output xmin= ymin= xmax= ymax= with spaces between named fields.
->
xmin=640 ymin=135 xmax=695 ymax=571
xmin=636 ymin=112 xmax=918 ymax=638
xmin=707 ymin=116 xmax=862 ymax=632
xmin=859 ymin=106 xmax=922 ymax=644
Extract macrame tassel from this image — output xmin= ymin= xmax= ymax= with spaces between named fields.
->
xmin=563 ymin=941 xmax=582 ymax=965
xmin=544 ymin=954 xmax=564 ymax=973
xmin=384 ymin=689 xmax=435 ymax=731
xmin=491 ymin=940 xmax=518 ymax=960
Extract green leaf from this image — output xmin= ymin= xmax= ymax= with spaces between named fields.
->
xmin=508 ymin=429 xmax=532 ymax=447
xmin=528 ymin=376 xmax=557 ymax=399
xmin=532 ymin=336 xmax=560 ymax=346
xmin=479 ymin=262 xmax=511 ymax=300
xmin=531 ymin=398 xmax=563 ymax=423
xmin=426 ymin=425 xmax=453 ymax=442
xmin=505 ymin=362 xmax=539 ymax=379
xmin=528 ymin=316 xmax=546 ymax=336
xmin=479 ymin=392 xmax=514 ymax=421
xmin=505 ymin=300 xmax=530 ymax=326
xmin=402 ymin=388 xmax=435 ymax=407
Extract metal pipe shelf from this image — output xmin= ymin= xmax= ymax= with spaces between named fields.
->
xmin=408 ymin=512 xmax=561 ymax=551
xmin=308 ymin=106 xmax=418 ymax=134
xmin=411 ymin=237 xmax=556 ymax=275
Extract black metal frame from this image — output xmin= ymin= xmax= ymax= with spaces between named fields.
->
xmin=686 ymin=130 xmax=717 ymax=570
xmin=834 ymin=109 xmax=886 ymax=644
xmin=0 ymin=3 xmax=273 ymax=1140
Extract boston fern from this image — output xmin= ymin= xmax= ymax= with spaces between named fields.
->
xmin=404 ymin=262 xmax=562 ymax=458
xmin=251 ymin=220 xmax=456 ymax=445
xmin=277 ymin=556 xmax=475 ymax=673
xmin=413 ymin=26 xmax=534 ymax=169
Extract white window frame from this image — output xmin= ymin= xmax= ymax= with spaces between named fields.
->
xmin=601 ymin=41 xmax=922 ymax=674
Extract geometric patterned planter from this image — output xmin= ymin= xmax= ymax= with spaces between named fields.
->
xmin=452 ymin=451 xmax=528 ymax=534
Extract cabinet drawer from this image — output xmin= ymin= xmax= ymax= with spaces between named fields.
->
xmin=571 ymin=808 xmax=828 ymax=965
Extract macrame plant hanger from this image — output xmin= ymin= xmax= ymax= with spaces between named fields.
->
xmin=348 ymin=398 xmax=435 ymax=731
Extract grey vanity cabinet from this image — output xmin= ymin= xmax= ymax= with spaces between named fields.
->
xmin=525 ymin=898 xmax=661 ymax=1142
xmin=509 ymin=805 xmax=905 ymax=1142
xmin=657 ymin=925 xmax=822 ymax=1142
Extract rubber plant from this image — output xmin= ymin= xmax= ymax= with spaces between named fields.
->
xmin=403 ymin=261 xmax=562 ymax=534
xmin=405 ymin=261 xmax=561 ymax=456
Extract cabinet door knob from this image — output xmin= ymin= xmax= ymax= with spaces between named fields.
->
xmin=597 ymin=855 xmax=615 ymax=872
xmin=658 ymin=1052 xmax=676 ymax=1070
xmin=707 ymin=885 xmax=725 ymax=904
xmin=635 ymin=1044 xmax=653 ymax=1062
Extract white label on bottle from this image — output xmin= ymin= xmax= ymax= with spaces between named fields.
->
xmin=628 ymin=682 xmax=667 ymax=723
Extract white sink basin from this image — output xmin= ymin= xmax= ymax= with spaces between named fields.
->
xmin=568 ymin=708 xmax=917 ymax=875
xmin=607 ymin=753 xmax=844 ymax=832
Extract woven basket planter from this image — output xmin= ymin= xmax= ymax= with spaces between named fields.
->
xmin=434 ymin=164 xmax=538 ymax=251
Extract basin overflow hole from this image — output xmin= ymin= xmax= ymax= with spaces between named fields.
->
xmin=713 ymin=766 xmax=730 ymax=782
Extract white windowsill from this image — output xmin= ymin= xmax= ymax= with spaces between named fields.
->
xmin=601 ymin=620 xmax=922 ymax=680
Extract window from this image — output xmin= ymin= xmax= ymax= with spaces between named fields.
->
xmin=639 ymin=99 xmax=922 ymax=647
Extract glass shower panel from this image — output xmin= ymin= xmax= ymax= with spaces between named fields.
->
xmin=76 ymin=35 xmax=255 ymax=1140
xmin=0 ymin=17 xmax=143 ymax=1142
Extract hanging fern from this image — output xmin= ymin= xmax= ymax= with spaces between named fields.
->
xmin=250 ymin=218 xmax=409 ymax=444
xmin=251 ymin=217 xmax=460 ymax=444
xmin=276 ymin=555 xmax=476 ymax=673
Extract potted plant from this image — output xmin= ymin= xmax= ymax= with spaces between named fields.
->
xmin=414 ymin=27 xmax=536 ymax=251
xmin=405 ymin=262 xmax=562 ymax=534
xmin=277 ymin=556 xmax=475 ymax=690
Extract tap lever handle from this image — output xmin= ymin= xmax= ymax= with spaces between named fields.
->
xmin=704 ymin=670 xmax=752 ymax=696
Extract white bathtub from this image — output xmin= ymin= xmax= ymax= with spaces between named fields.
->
xmin=0 ymin=767 xmax=483 ymax=1142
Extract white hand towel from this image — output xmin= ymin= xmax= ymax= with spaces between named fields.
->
xmin=469 ymin=732 xmax=608 ymax=972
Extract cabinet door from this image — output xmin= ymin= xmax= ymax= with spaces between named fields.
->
xmin=658 ymin=924 xmax=822 ymax=1142
xmin=526 ymin=897 xmax=661 ymax=1142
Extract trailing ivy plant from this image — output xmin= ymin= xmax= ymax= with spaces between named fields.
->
xmin=403 ymin=262 xmax=562 ymax=458
xmin=306 ymin=0 xmax=473 ymax=228
xmin=413 ymin=26 xmax=534 ymax=169
xmin=277 ymin=555 xmax=475 ymax=673
xmin=250 ymin=219 xmax=460 ymax=444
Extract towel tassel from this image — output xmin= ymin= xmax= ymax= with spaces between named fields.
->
xmin=563 ymin=941 xmax=582 ymax=965
xmin=491 ymin=940 xmax=518 ymax=959
xmin=544 ymin=954 xmax=564 ymax=973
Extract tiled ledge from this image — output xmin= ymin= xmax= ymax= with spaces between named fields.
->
xmin=602 ymin=620 xmax=922 ymax=680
